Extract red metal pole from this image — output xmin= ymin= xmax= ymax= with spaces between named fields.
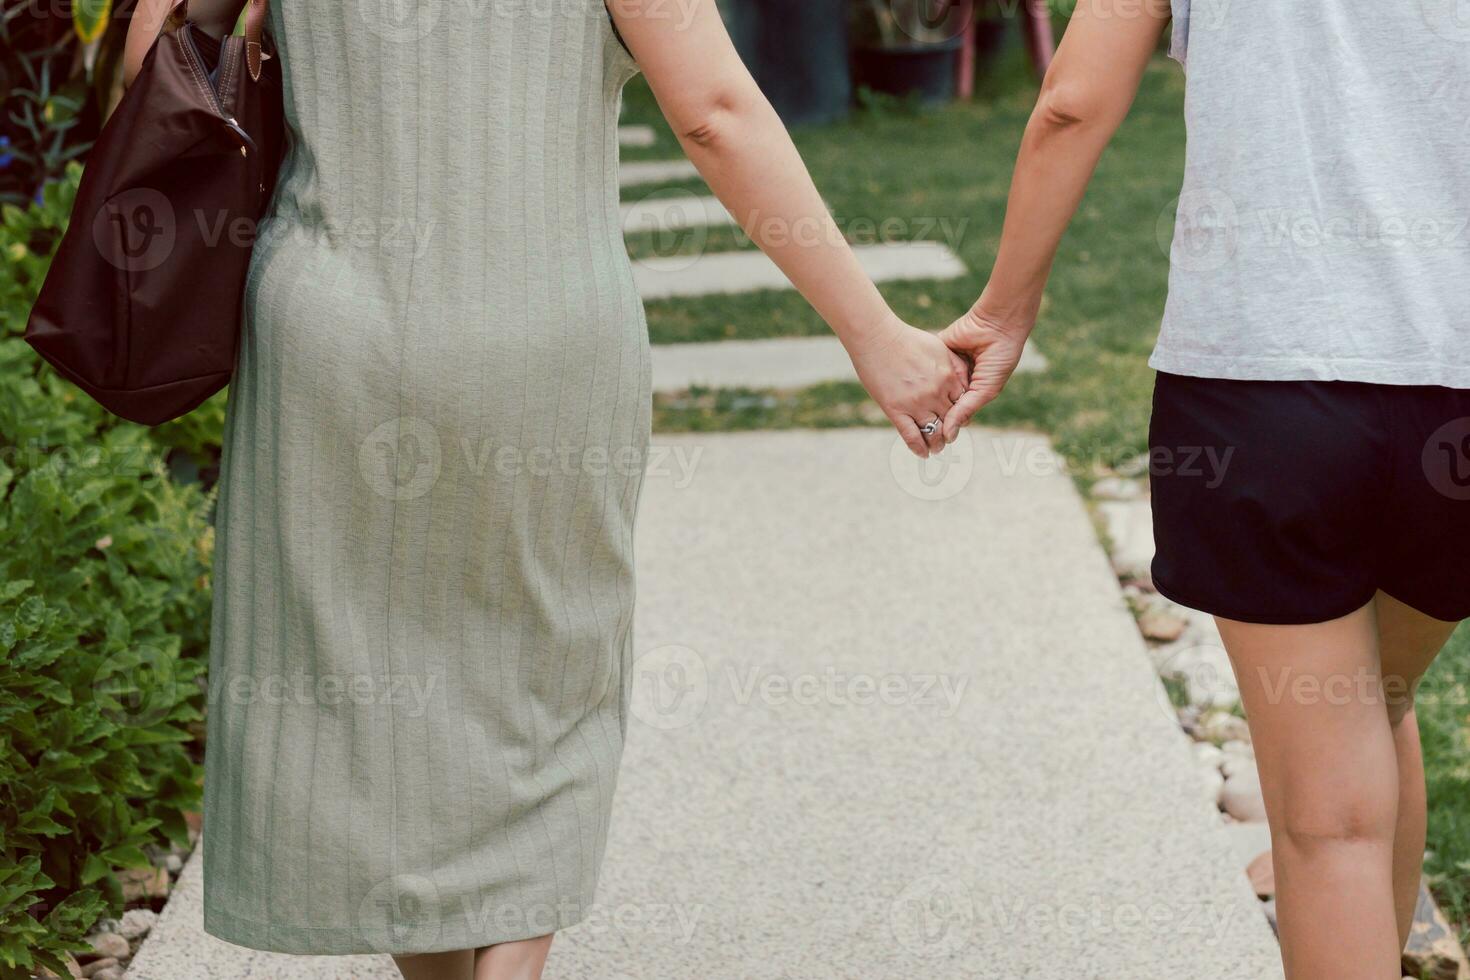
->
xmin=957 ymin=19 xmax=977 ymax=99
xmin=1022 ymin=0 xmax=1057 ymax=79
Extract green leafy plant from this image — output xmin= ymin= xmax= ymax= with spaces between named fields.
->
xmin=0 ymin=435 xmax=212 ymax=978
xmin=1 ymin=166 xmax=218 ymax=977
xmin=2 ymin=0 xmax=131 ymax=205
xmin=1 ymin=164 xmax=78 ymax=337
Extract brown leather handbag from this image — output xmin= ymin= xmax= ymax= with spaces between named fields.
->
xmin=25 ymin=0 xmax=285 ymax=426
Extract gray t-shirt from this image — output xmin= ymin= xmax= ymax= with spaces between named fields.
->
xmin=1153 ymin=0 xmax=1470 ymax=387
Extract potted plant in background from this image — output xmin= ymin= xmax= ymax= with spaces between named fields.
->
xmin=724 ymin=0 xmax=853 ymax=126
xmin=849 ymin=0 xmax=971 ymax=105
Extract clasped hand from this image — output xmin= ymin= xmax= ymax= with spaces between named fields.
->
xmin=850 ymin=307 xmax=1032 ymax=457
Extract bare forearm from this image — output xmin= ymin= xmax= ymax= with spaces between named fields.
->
xmin=612 ymin=0 xmax=901 ymax=354
xmin=979 ymin=103 xmax=1120 ymax=324
xmin=974 ymin=0 xmax=1170 ymax=326
xmin=678 ymin=99 xmax=898 ymax=352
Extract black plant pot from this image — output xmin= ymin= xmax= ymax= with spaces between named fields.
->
xmin=851 ymin=37 xmax=964 ymax=104
xmin=726 ymin=0 xmax=852 ymax=126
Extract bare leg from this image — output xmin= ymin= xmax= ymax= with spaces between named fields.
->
xmin=1374 ymin=591 xmax=1459 ymax=949
xmin=473 ymin=935 xmax=554 ymax=980
xmin=392 ymin=949 xmax=474 ymax=980
xmin=1216 ymin=604 xmax=1401 ymax=980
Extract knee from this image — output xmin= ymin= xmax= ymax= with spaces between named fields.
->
xmin=1276 ymin=793 xmax=1397 ymax=854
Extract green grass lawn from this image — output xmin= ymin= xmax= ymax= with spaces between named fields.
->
xmin=623 ymin=52 xmax=1185 ymax=471
xmin=622 ymin=50 xmax=1470 ymax=944
xmin=1420 ymin=626 xmax=1470 ymax=943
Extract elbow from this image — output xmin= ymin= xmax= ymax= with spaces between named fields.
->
xmin=680 ymin=117 xmax=728 ymax=150
xmin=1031 ymin=81 xmax=1096 ymax=132
xmin=675 ymin=88 xmax=757 ymax=152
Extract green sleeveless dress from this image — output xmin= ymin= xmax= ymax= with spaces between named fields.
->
xmin=201 ymin=0 xmax=649 ymax=954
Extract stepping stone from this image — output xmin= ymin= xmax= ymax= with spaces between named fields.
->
xmin=619 ymin=158 xmax=699 ymax=188
xmin=621 ymin=193 xmax=735 ymax=235
xmin=632 ymin=240 xmax=967 ymax=300
xmin=618 ymin=124 xmax=657 ymax=147
xmin=651 ymin=334 xmax=1047 ymax=392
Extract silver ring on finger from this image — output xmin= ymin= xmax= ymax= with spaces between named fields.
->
xmin=920 ymin=418 xmax=942 ymax=437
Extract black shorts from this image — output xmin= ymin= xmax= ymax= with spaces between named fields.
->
xmin=1148 ymin=372 xmax=1470 ymax=625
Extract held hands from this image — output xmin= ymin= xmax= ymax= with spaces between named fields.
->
xmin=849 ymin=304 xmax=1033 ymax=456
xmin=936 ymin=304 xmax=1033 ymax=441
xmin=847 ymin=314 xmax=972 ymax=458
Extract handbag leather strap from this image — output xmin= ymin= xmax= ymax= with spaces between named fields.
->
xmin=167 ymin=0 xmax=270 ymax=82
xmin=243 ymin=0 xmax=267 ymax=82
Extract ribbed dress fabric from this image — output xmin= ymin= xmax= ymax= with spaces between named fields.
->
xmin=201 ymin=0 xmax=649 ymax=955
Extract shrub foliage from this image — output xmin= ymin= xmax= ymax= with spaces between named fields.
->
xmin=1 ymin=165 xmax=222 ymax=978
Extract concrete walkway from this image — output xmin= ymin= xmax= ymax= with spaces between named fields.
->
xmin=129 ymin=429 xmax=1283 ymax=980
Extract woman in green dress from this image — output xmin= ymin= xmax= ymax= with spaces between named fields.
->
xmin=122 ymin=0 xmax=967 ymax=977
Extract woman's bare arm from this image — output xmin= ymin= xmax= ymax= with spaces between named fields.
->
xmin=609 ymin=0 xmax=967 ymax=455
xmin=124 ymin=0 xmax=245 ymax=85
xmin=939 ymin=0 xmax=1172 ymax=436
